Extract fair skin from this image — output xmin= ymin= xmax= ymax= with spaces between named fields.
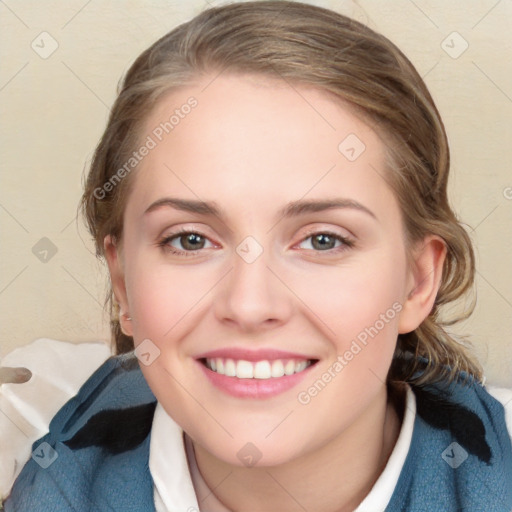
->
xmin=105 ymin=73 xmax=446 ymax=512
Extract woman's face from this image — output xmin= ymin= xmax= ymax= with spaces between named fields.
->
xmin=108 ymin=73 xmax=420 ymax=466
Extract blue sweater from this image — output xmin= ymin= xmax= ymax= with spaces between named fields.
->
xmin=4 ymin=352 xmax=512 ymax=511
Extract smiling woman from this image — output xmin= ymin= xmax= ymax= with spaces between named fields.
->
xmin=3 ymin=1 xmax=512 ymax=512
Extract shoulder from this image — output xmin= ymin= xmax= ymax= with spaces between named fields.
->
xmin=411 ymin=374 xmax=512 ymax=465
xmin=0 ymin=338 xmax=112 ymax=502
xmin=412 ymin=373 xmax=512 ymax=446
xmin=387 ymin=374 xmax=512 ymax=512
xmin=3 ymin=353 xmax=158 ymax=511
xmin=47 ymin=351 xmax=158 ymax=454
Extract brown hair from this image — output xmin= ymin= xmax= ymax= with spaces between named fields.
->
xmin=81 ymin=0 xmax=483 ymax=385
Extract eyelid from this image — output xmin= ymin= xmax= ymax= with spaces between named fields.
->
xmin=157 ymin=223 xmax=217 ymax=243
xmin=293 ymin=227 xmax=355 ymax=253
xmin=158 ymin=227 xmax=218 ymax=253
xmin=297 ymin=225 xmax=355 ymax=245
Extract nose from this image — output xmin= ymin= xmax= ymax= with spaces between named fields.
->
xmin=214 ymin=241 xmax=294 ymax=333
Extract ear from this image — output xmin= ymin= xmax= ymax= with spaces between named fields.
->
xmin=104 ymin=235 xmax=133 ymax=337
xmin=398 ymin=235 xmax=447 ymax=334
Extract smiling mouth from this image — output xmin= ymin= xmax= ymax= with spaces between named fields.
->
xmin=199 ymin=357 xmax=318 ymax=379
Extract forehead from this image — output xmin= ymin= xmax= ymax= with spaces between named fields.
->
xmin=127 ymin=73 xmax=397 ymax=222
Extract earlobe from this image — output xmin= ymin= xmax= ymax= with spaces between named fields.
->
xmin=104 ymin=235 xmax=133 ymax=337
xmin=398 ymin=235 xmax=447 ymax=334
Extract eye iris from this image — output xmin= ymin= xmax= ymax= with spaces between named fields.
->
xmin=181 ymin=233 xmax=204 ymax=250
xmin=312 ymin=233 xmax=335 ymax=250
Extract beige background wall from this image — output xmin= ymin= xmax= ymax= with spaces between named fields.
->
xmin=0 ymin=0 xmax=511 ymax=387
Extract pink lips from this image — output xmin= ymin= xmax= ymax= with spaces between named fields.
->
xmin=195 ymin=347 xmax=316 ymax=362
xmin=195 ymin=347 xmax=318 ymax=400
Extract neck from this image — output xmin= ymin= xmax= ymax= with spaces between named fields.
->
xmin=192 ymin=382 xmax=405 ymax=512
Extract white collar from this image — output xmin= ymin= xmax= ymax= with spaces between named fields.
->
xmin=354 ymin=384 xmax=416 ymax=511
xmin=149 ymin=385 xmax=416 ymax=512
xmin=150 ymin=404 xmax=199 ymax=512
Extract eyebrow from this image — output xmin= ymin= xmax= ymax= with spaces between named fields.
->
xmin=144 ymin=197 xmax=377 ymax=221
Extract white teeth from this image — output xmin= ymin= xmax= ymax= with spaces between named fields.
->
xmin=236 ymin=360 xmax=254 ymax=378
xmin=271 ymin=360 xmax=285 ymax=378
xmin=254 ymin=361 xmax=271 ymax=379
xmin=295 ymin=361 xmax=307 ymax=373
xmin=284 ymin=360 xmax=295 ymax=376
xmin=205 ymin=358 xmax=313 ymax=379
xmin=225 ymin=359 xmax=236 ymax=377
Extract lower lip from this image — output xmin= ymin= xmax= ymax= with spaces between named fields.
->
xmin=196 ymin=360 xmax=316 ymax=399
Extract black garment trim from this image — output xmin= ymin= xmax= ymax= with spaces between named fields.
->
xmin=412 ymin=386 xmax=492 ymax=464
xmin=63 ymin=401 xmax=157 ymax=455
xmin=61 ymin=356 xmax=140 ymax=435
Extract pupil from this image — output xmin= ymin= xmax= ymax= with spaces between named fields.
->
xmin=314 ymin=234 xmax=333 ymax=250
xmin=184 ymin=233 xmax=203 ymax=249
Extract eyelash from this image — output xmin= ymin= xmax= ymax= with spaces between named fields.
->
xmin=157 ymin=227 xmax=355 ymax=257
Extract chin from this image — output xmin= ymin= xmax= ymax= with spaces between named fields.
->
xmin=213 ymin=439 xmax=304 ymax=468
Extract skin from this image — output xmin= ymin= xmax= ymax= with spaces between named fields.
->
xmin=105 ymin=73 xmax=446 ymax=512
xmin=0 ymin=367 xmax=32 ymax=384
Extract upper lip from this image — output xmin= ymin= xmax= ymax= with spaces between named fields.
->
xmin=195 ymin=348 xmax=318 ymax=362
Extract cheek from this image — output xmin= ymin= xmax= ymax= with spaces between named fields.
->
xmin=124 ymin=246 xmax=224 ymax=352
xmin=339 ymin=263 xmax=403 ymax=340
xmin=298 ymin=251 xmax=406 ymax=342
xmin=127 ymin=268 xmax=201 ymax=342
xmin=294 ymin=248 xmax=407 ymax=391
xmin=293 ymin=260 xmax=405 ymax=419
